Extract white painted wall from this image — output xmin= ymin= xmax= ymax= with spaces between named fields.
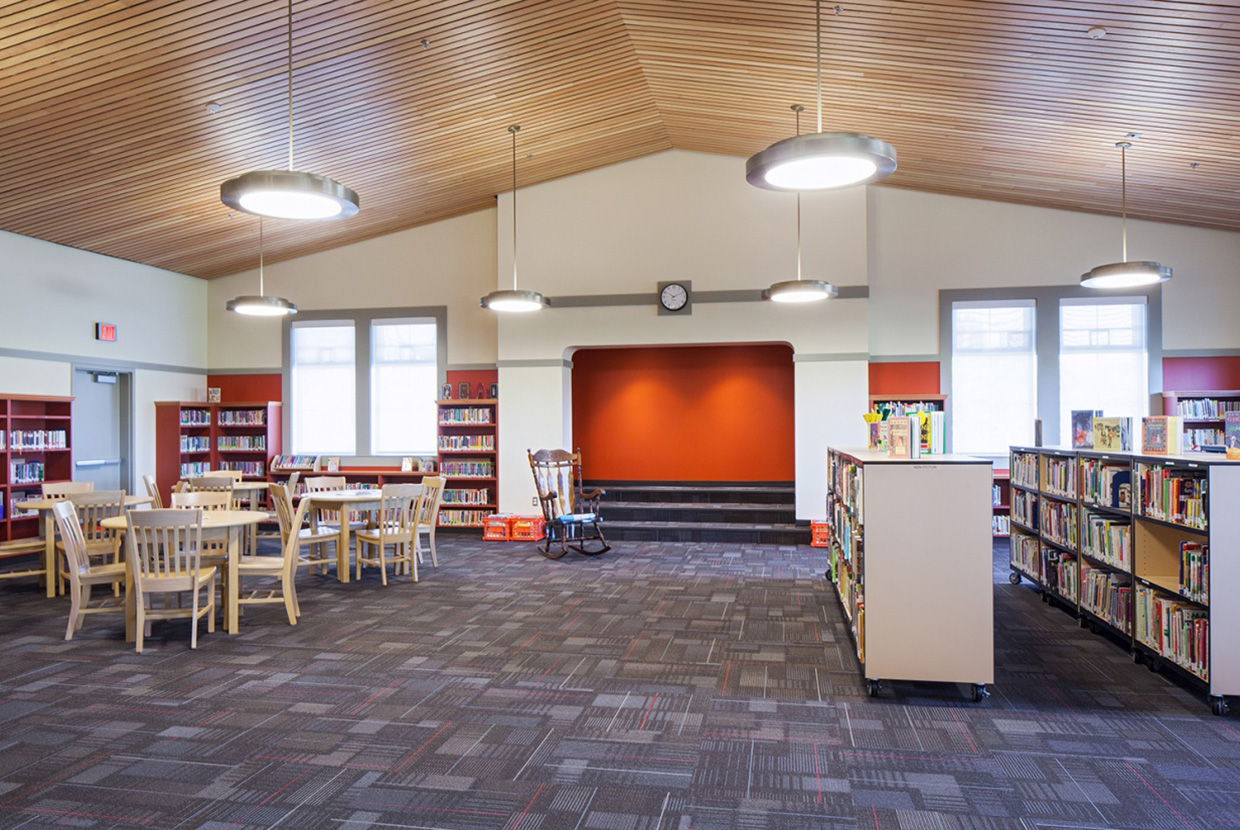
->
xmin=795 ymin=360 xmax=869 ymax=518
xmin=207 ymin=210 xmax=498 ymax=370
xmin=496 ymin=364 xmax=572 ymax=514
xmin=132 ymin=370 xmax=206 ymax=484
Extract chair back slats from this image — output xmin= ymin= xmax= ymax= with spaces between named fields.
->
xmin=142 ymin=474 xmax=163 ymax=509
xmin=269 ymin=482 xmax=295 ymax=541
xmin=68 ymin=490 xmax=126 ymax=545
xmin=42 ymin=481 xmax=94 ymax=498
xmin=528 ymin=449 xmax=579 ymax=521
xmin=171 ymin=491 xmax=231 ymax=512
xmin=305 ymin=476 xmax=349 ymax=523
xmin=207 ymin=469 xmax=245 ymax=482
xmin=377 ymin=484 xmax=420 ymax=533
xmin=52 ymin=500 xmax=90 ymax=578
xmin=127 ymin=509 xmax=203 ymax=585
xmin=416 ymin=476 xmax=444 ymax=527
xmin=187 ymin=476 xmax=236 ymax=508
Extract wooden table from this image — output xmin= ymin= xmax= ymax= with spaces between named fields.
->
xmin=102 ymin=509 xmax=267 ymax=637
xmin=300 ymin=489 xmax=397 ymax=583
xmin=15 ymin=494 xmax=154 ymax=598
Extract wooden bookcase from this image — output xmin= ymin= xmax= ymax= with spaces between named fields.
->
xmin=826 ymin=447 xmax=994 ymax=701
xmin=436 ymin=399 xmax=498 ymax=528
xmin=155 ymin=401 xmax=282 ymax=504
xmin=1159 ymin=390 xmax=1240 ymax=451
xmin=992 ymin=469 xmax=1010 ymax=538
xmin=1007 ymin=445 xmax=1239 ymax=715
xmin=1 ymin=395 xmax=73 ymax=542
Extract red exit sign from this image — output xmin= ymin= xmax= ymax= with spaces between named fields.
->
xmin=95 ymin=323 xmax=116 ymax=342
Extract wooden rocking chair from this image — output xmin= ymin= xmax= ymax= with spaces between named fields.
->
xmin=527 ymin=448 xmax=611 ymax=558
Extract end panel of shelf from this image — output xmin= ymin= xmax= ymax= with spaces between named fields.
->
xmin=1207 ymin=464 xmax=1240 ymax=696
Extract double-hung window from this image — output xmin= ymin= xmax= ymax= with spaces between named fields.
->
xmin=950 ymin=301 xmax=1038 ymax=455
xmin=1058 ymin=299 xmax=1148 ymax=446
xmin=290 ymin=321 xmax=356 ymax=454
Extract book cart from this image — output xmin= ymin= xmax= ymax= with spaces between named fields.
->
xmin=826 ymin=448 xmax=994 ymax=701
xmin=1008 ymin=445 xmax=1239 ymax=715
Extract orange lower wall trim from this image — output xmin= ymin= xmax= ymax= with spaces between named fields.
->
xmin=869 ymin=362 xmax=940 ymax=396
xmin=207 ymin=374 xmax=281 ymax=403
xmin=571 ymin=344 xmax=795 ymax=482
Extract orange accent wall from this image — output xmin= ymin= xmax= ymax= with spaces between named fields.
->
xmin=1163 ymin=357 xmax=1240 ymax=392
xmin=869 ymin=362 xmax=940 ymax=395
xmin=571 ymin=344 xmax=794 ymax=482
xmin=207 ymin=373 xmax=281 ymax=403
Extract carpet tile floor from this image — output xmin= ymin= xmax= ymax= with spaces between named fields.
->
xmin=0 ymin=537 xmax=1236 ymax=829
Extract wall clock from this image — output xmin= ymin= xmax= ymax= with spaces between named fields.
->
xmin=657 ymin=281 xmax=692 ymax=315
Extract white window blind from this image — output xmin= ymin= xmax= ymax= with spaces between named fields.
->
xmin=290 ymin=321 xmax=356 ymax=454
xmin=951 ymin=300 xmax=1037 ymax=455
xmin=1059 ymin=298 xmax=1148 ymax=445
xmin=371 ymin=319 xmax=438 ymax=455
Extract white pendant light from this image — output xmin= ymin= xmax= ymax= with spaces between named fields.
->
xmin=767 ymin=107 xmax=838 ymax=304
xmin=227 ymin=219 xmax=297 ymax=316
xmin=220 ymin=0 xmax=359 ymax=220
xmin=747 ymin=1 xmax=895 ymax=191
xmin=1081 ymin=140 xmax=1171 ymax=289
xmin=481 ymin=125 xmax=548 ymax=313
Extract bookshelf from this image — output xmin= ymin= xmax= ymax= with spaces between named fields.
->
xmin=826 ymin=447 xmax=993 ymax=701
xmin=155 ymin=401 xmax=282 ymax=504
xmin=1158 ymin=390 xmax=1240 ymax=451
xmin=992 ymin=469 xmax=1010 ymax=538
xmin=1 ymin=395 xmax=73 ymax=543
xmin=1007 ymin=445 xmax=1240 ymax=715
xmin=436 ymin=399 xmax=498 ymax=528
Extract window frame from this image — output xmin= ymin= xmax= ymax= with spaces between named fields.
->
xmin=282 ymin=306 xmax=448 ymax=464
xmin=938 ymin=284 xmax=1162 ymax=457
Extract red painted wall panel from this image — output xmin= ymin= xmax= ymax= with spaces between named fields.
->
xmin=869 ymin=362 xmax=940 ymax=395
xmin=445 ymin=369 xmax=498 ymax=401
xmin=1162 ymin=357 xmax=1240 ymax=392
xmin=207 ymin=374 xmax=281 ymax=403
xmin=571 ymin=344 xmax=795 ymax=482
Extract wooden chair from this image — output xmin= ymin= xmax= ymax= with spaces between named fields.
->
xmin=207 ymin=469 xmax=245 ymax=482
xmin=187 ymin=476 xmax=236 ymax=508
xmin=142 ymin=474 xmax=163 ymax=509
xmin=414 ymin=476 xmax=444 ymax=568
xmin=270 ymin=482 xmax=335 ymax=578
xmin=354 ymin=484 xmax=420 ymax=585
xmin=51 ymin=500 xmax=125 ymax=640
xmin=171 ymin=491 xmax=231 ymax=512
xmin=234 ymin=498 xmax=302 ymax=626
xmin=126 ymin=508 xmax=216 ymax=652
xmin=42 ymin=481 xmax=93 ymax=498
xmin=304 ymin=475 xmax=368 ymax=534
xmin=527 ymin=449 xmax=611 ymax=558
xmin=56 ymin=490 xmax=126 ymax=595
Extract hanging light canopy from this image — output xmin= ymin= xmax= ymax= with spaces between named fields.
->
xmin=481 ymin=125 xmax=548 ymax=313
xmin=219 ymin=0 xmax=359 ymax=220
xmin=747 ymin=1 xmax=895 ymax=191
xmin=766 ymin=108 xmax=839 ymax=304
xmin=1081 ymin=141 xmax=1171 ymax=289
xmin=227 ymin=219 xmax=297 ymax=316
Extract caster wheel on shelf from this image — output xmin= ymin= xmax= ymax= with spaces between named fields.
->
xmin=1148 ymin=658 xmax=1162 ymax=674
xmin=866 ymin=678 xmax=881 ymax=698
xmin=824 ymin=568 xmax=833 ymax=582
xmin=1008 ymin=572 xmax=1021 ymax=585
xmin=971 ymin=683 xmax=988 ymax=703
xmin=1211 ymin=697 xmax=1230 ymax=717
xmin=1088 ymin=622 xmax=1100 ymax=635
xmin=1131 ymin=651 xmax=1142 ymax=665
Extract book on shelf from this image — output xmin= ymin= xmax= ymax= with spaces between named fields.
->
xmin=887 ymin=416 xmax=911 ymax=459
xmin=401 ymin=456 xmax=414 ymax=472
xmin=1092 ymin=416 xmax=1132 ymax=452
xmin=1142 ymin=416 xmax=1182 ymax=455
xmin=863 ymin=413 xmax=882 ymax=450
xmin=1226 ymin=411 xmax=1240 ymax=460
xmin=1071 ymin=409 xmax=1103 ymax=449
xmin=323 ymin=456 xmax=340 ymax=472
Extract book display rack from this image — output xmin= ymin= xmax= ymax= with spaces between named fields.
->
xmin=826 ymin=448 xmax=993 ymax=702
xmin=155 ymin=401 xmax=281 ymax=504
xmin=436 ymin=399 xmax=498 ymax=528
xmin=1159 ymin=390 xmax=1240 ymax=451
xmin=1008 ymin=445 xmax=1239 ymax=715
xmin=0 ymin=395 xmax=73 ymax=543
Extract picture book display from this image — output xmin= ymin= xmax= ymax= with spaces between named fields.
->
xmin=1141 ymin=416 xmax=1182 ymax=455
xmin=1072 ymin=409 xmax=1103 ymax=449
xmin=887 ymin=416 xmax=911 ymax=459
xmin=1227 ymin=411 xmax=1240 ymax=460
xmin=1093 ymin=417 xmax=1133 ymax=452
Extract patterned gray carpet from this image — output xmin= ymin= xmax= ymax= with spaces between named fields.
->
xmin=0 ymin=538 xmax=1235 ymax=829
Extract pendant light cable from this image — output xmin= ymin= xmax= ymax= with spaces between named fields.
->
xmin=258 ymin=218 xmax=266 ymax=296
xmin=1119 ymin=141 xmax=1128 ymax=262
xmin=287 ymin=0 xmax=294 ymax=172
xmin=511 ymin=124 xmax=520 ymax=289
xmin=1078 ymin=138 xmax=1170 ymax=289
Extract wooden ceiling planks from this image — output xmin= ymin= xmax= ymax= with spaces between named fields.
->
xmin=0 ymin=0 xmax=1235 ymax=279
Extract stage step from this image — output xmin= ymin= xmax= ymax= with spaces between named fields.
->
xmin=588 ymin=481 xmax=809 ymax=545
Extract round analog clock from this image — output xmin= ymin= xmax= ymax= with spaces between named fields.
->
xmin=659 ymin=282 xmax=689 ymax=312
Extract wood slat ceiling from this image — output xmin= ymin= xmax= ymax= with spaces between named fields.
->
xmin=0 ymin=0 xmax=1236 ymax=279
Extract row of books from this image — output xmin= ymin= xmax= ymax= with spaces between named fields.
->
xmin=1012 ymin=489 xmax=1037 ymax=529
xmin=1011 ymin=531 xmax=1040 ymax=578
xmin=219 ymin=461 xmax=265 ymax=477
xmin=438 ymin=407 xmax=494 ymax=425
xmin=440 ymin=460 xmax=495 ymax=478
xmin=442 ymin=488 xmax=491 ymax=505
xmin=1173 ymin=397 xmax=1240 ymax=419
xmin=438 ymin=435 xmax=496 ymax=452
xmin=10 ymin=461 xmax=45 ymax=484
xmin=1080 ymin=461 xmax=1131 ymax=510
xmin=179 ymin=412 xmax=212 ymax=426
xmin=439 ymin=508 xmax=490 ymax=527
xmin=1012 ymin=452 xmax=1038 ymax=488
xmin=217 ymin=410 xmax=267 ymax=426
xmin=829 ymin=456 xmax=863 ymax=522
xmin=1043 ymin=548 xmax=1079 ymax=604
xmin=1136 ymin=583 xmax=1208 ymax=680
xmin=1081 ymin=564 xmax=1133 ymax=635
xmin=1043 ymin=455 xmax=1076 ymax=497
xmin=218 ymin=436 xmax=266 ymax=451
xmin=1136 ymin=464 xmax=1207 ymax=530
xmin=1039 ymin=499 xmax=1077 ymax=550
xmin=271 ymin=455 xmax=318 ymax=470
xmin=1080 ymin=513 xmax=1131 ymax=570
xmin=1179 ymin=541 xmax=1208 ymax=605
xmin=991 ymin=484 xmax=1004 ymax=506
xmin=869 ymin=412 xmax=947 ymax=457
xmin=180 ymin=462 xmax=210 ymax=478
xmin=1184 ymin=428 xmax=1223 ymax=451
xmin=180 ymin=435 xmax=210 ymax=452
xmin=8 ymin=430 xmax=68 ymax=450
xmin=829 ymin=497 xmax=860 ymax=568
xmin=992 ymin=514 xmax=1010 ymax=535
xmin=9 ymin=494 xmax=38 ymax=518
xmin=869 ymin=400 xmax=941 ymax=418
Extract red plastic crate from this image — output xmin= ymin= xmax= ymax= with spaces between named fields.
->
xmin=811 ymin=521 xmax=831 ymax=547
xmin=483 ymin=514 xmax=515 ymax=540
xmin=510 ymin=515 xmax=546 ymax=541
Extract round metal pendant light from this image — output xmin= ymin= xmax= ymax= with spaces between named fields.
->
xmin=747 ymin=1 xmax=896 ymax=191
xmin=1080 ymin=141 xmax=1171 ymax=289
xmin=219 ymin=0 xmax=359 ymax=220
xmin=227 ymin=218 xmax=297 ymax=317
xmin=481 ymin=125 xmax=549 ymax=313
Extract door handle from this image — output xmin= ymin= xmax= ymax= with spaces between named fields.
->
xmin=75 ymin=458 xmax=121 ymax=468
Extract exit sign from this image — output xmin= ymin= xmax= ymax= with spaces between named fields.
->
xmin=95 ymin=323 xmax=116 ymax=342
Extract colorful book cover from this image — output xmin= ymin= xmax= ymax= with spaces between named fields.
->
xmin=1072 ymin=409 xmax=1103 ymax=449
xmin=887 ymin=416 xmax=911 ymax=458
xmin=1142 ymin=416 xmax=1169 ymax=454
xmin=1226 ymin=411 xmax=1240 ymax=460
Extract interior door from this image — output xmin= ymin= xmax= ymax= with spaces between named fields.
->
xmin=71 ymin=369 xmax=131 ymax=491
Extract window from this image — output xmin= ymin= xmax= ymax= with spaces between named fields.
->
xmin=371 ymin=319 xmax=438 ymax=454
xmin=290 ymin=321 xmax=356 ymax=454
xmin=1059 ymin=299 xmax=1147 ymax=446
xmin=285 ymin=307 xmax=446 ymax=458
xmin=951 ymin=301 xmax=1038 ymax=455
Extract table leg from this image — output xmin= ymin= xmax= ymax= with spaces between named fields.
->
xmin=337 ymin=522 xmax=350 ymax=583
xmin=124 ymin=565 xmax=136 ymax=643
xmin=227 ymin=528 xmax=240 ymax=634
xmin=43 ymin=513 xmax=56 ymax=598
